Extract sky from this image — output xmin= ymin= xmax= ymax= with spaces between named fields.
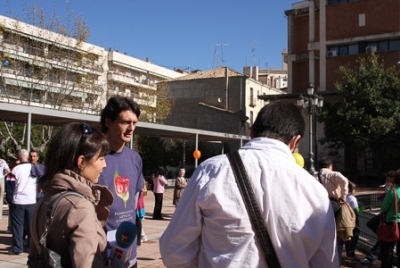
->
xmin=1 ymin=0 xmax=296 ymax=73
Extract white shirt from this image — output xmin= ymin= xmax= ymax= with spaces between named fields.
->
xmin=159 ymin=138 xmax=339 ymax=268
xmin=0 ymin=159 xmax=10 ymax=179
xmin=11 ymin=162 xmax=37 ymax=205
xmin=346 ymin=194 xmax=358 ymax=210
xmin=319 ymin=168 xmax=348 ymax=201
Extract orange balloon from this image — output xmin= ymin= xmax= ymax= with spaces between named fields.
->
xmin=193 ymin=149 xmax=201 ymax=159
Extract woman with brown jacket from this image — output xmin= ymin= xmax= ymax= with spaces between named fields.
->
xmin=173 ymin=168 xmax=187 ymax=207
xmin=28 ymin=122 xmax=114 ymax=267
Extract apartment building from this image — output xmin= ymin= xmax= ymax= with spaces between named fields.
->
xmin=162 ymin=66 xmax=285 ymax=137
xmin=0 ymin=15 xmax=185 ymax=116
xmin=284 ymin=0 xmax=400 ymax=171
xmin=0 ymin=15 xmax=108 ymax=114
xmin=285 ymin=0 xmax=400 ymax=94
xmin=107 ymin=52 xmax=185 ymax=122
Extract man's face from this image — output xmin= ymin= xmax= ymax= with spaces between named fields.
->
xmin=29 ymin=152 xmax=39 ymax=164
xmin=106 ymin=110 xmax=138 ymax=144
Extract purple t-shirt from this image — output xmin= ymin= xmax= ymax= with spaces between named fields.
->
xmin=98 ymin=146 xmax=144 ymax=263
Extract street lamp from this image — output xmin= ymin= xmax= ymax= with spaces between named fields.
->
xmin=297 ymin=82 xmax=323 ymax=174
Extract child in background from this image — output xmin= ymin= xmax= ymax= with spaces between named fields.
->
xmin=345 ymin=181 xmax=361 ymax=261
xmin=136 ymin=184 xmax=148 ymax=245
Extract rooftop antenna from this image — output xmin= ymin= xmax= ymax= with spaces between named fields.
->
xmin=251 ymin=41 xmax=257 ymax=66
xmin=213 ymin=43 xmax=229 ymax=68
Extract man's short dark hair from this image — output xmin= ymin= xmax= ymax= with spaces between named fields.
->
xmin=251 ymin=101 xmax=305 ymax=144
xmin=318 ymin=157 xmax=333 ymax=169
xmin=100 ymin=95 xmax=141 ymax=134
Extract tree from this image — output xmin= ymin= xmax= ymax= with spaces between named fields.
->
xmin=137 ymin=81 xmax=175 ymax=123
xmin=0 ymin=121 xmax=54 ymax=161
xmin=136 ymin=136 xmax=167 ymax=176
xmin=319 ymin=53 xmax=400 ymax=172
xmin=0 ymin=1 xmax=104 ymax=156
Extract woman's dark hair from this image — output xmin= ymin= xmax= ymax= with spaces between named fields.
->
xmin=385 ymin=169 xmax=400 ymax=185
xmin=100 ymin=95 xmax=141 ymax=134
xmin=38 ymin=122 xmax=109 ymax=190
xmin=251 ymin=101 xmax=305 ymax=144
xmin=156 ymin=168 xmax=166 ymax=177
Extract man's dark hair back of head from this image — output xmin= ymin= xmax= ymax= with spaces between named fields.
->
xmin=100 ymin=95 xmax=141 ymax=134
xmin=252 ymin=101 xmax=305 ymax=144
xmin=318 ymin=157 xmax=333 ymax=169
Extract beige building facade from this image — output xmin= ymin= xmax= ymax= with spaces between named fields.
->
xmin=162 ymin=67 xmax=285 ymax=137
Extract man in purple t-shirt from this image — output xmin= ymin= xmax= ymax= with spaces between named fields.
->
xmin=98 ymin=95 xmax=144 ymax=268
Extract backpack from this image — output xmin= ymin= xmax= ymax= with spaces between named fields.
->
xmin=335 ymin=201 xmax=356 ymax=241
xmin=318 ymin=173 xmax=356 ymax=241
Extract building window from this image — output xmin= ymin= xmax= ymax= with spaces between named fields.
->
xmin=378 ymin=41 xmax=389 ymax=52
xmin=257 ymin=90 xmax=260 ymax=103
xmin=249 ymin=87 xmax=255 ymax=107
xmin=250 ymin=111 xmax=253 ymax=127
xmin=339 ymin=46 xmax=348 ymax=56
xmin=327 ymin=0 xmax=360 ymax=5
xmin=327 ymin=37 xmax=400 ymax=57
xmin=389 ymin=39 xmax=400 ymax=50
xmin=348 ymin=44 xmax=358 ymax=55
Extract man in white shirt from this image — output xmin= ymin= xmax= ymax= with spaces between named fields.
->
xmin=317 ymin=156 xmax=349 ymax=264
xmin=0 ymin=158 xmax=10 ymax=219
xmin=318 ymin=157 xmax=348 ymax=202
xmin=159 ymin=101 xmax=339 ymax=268
xmin=7 ymin=149 xmax=36 ymax=255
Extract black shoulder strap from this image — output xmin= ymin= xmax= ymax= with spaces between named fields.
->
xmin=46 ymin=191 xmax=85 ymax=222
xmin=227 ymin=151 xmax=281 ymax=268
xmin=318 ymin=172 xmax=339 ymax=189
xmin=39 ymin=191 xmax=85 ymax=254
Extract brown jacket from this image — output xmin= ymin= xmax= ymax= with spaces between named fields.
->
xmin=173 ymin=176 xmax=187 ymax=206
xmin=29 ymin=170 xmax=114 ymax=268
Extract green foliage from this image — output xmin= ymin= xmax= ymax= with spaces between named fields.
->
xmin=164 ymin=139 xmax=185 ymax=168
xmin=319 ymin=54 xmax=400 ymax=152
xmin=136 ymin=136 xmax=221 ymax=177
xmin=137 ymin=136 xmax=166 ymax=176
xmin=0 ymin=121 xmax=55 ymax=160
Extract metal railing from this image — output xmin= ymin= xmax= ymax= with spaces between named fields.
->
xmin=356 ymin=193 xmax=381 ymax=248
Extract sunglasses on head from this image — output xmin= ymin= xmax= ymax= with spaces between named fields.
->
xmin=78 ymin=122 xmax=93 ymax=147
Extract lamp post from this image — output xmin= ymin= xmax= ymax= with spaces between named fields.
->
xmin=297 ymin=82 xmax=323 ymax=174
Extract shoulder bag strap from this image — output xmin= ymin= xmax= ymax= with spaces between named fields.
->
xmin=41 ymin=191 xmax=85 ymax=247
xmin=394 ymin=188 xmax=398 ymax=217
xmin=318 ymin=170 xmax=339 ymax=188
xmin=317 ymin=172 xmax=324 ymax=184
xmin=46 ymin=191 xmax=85 ymax=222
xmin=393 ymin=188 xmax=399 ymax=237
xmin=227 ymin=151 xmax=281 ymax=268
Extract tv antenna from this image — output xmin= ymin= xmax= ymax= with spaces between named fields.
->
xmin=213 ymin=43 xmax=229 ymax=68
xmin=251 ymin=41 xmax=257 ymax=66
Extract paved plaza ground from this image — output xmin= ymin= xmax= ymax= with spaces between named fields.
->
xmin=0 ymin=187 xmax=384 ymax=267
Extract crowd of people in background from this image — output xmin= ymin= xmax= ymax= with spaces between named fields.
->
xmin=0 ymin=98 xmax=399 ymax=268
